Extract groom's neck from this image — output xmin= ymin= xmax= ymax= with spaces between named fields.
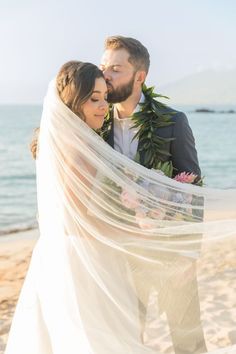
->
xmin=114 ymin=90 xmax=142 ymax=119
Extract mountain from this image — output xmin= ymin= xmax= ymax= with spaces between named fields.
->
xmin=159 ymin=68 xmax=236 ymax=105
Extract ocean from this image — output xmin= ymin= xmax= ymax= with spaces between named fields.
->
xmin=0 ymin=104 xmax=236 ymax=235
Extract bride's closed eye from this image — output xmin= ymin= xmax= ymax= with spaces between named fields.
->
xmin=91 ymin=97 xmax=108 ymax=102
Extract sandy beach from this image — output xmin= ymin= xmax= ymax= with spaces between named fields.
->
xmin=0 ymin=229 xmax=39 ymax=353
xmin=1 ymin=228 xmax=236 ymax=354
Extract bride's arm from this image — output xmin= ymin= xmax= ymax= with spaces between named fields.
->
xmin=62 ymin=151 xmax=97 ymax=236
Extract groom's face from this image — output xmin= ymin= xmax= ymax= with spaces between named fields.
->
xmin=100 ymin=48 xmax=136 ymax=103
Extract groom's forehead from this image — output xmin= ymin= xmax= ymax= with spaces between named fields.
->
xmin=100 ymin=48 xmax=130 ymax=66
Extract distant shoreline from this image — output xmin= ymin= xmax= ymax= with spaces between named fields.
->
xmin=192 ymin=108 xmax=236 ymax=114
xmin=0 ymin=224 xmax=37 ymax=237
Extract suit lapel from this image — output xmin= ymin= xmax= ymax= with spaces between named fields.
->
xmin=107 ymin=108 xmax=114 ymax=148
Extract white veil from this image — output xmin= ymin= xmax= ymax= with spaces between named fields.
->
xmin=5 ymin=80 xmax=236 ymax=354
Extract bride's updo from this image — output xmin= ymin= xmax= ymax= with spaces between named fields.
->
xmin=56 ymin=61 xmax=104 ymax=119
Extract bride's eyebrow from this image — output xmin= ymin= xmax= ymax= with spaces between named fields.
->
xmin=92 ymin=90 xmax=108 ymax=94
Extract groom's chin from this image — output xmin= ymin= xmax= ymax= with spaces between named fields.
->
xmin=107 ymin=94 xmax=119 ymax=104
xmin=107 ymin=93 xmax=126 ymax=104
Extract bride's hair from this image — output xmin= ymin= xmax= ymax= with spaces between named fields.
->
xmin=30 ymin=61 xmax=104 ymax=159
xmin=56 ymin=61 xmax=104 ymax=119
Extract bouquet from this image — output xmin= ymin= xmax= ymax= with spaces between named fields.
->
xmin=103 ymin=169 xmax=204 ymax=230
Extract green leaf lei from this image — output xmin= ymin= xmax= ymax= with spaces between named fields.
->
xmin=97 ymin=84 xmax=177 ymax=177
xmin=132 ymin=84 xmax=177 ymax=176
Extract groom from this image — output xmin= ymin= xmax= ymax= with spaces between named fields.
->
xmin=99 ymin=36 xmax=206 ymax=354
xmin=99 ymin=36 xmax=201 ymax=177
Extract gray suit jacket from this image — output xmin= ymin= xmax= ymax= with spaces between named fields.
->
xmin=107 ymin=106 xmax=201 ymax=178
xmin=106 ymin=105 xmax=203 ymax=254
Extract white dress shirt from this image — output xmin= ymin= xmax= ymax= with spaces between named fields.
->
xmin=113 ymin=93 xmax=145 ymax=160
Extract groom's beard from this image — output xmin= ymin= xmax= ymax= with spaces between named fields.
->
xmin=106 ymin=74 xmax=136 ymax=104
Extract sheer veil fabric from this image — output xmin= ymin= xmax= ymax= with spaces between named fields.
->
xmin=5 ymin=80 xmax=236 ymax=354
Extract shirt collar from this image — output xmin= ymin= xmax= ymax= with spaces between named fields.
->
xmin=113 ymin=93 xmax=145 ymax=121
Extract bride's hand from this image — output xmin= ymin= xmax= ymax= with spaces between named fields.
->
xmin=30 ymin=127 xmax=40 ymax=159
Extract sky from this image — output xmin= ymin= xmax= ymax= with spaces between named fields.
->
xmin=0 ymin=0 xmax=236 ymax=103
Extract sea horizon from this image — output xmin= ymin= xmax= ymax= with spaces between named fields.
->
xmin=1 ymin=104 xmax=236 ymax=235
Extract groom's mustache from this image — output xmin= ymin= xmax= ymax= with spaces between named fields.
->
xmin=106 ymin=81 xmax=113 ymax=91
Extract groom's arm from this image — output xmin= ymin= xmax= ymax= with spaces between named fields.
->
xmin=171 ymin=112 xmax=201 ymax=178
xmin=171 ymin=112 xmax=204 ymax=259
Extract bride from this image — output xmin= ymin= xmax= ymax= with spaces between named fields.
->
xmin=5 ymin=61 xmax=147 ymax=354
xmin=5 ymin=61 xmax=236 ymax=354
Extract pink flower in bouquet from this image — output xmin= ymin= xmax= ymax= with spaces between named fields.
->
xmin=135 ymin=207 xmax=163 ymax=229
xmin=148 ymin=208 xmax=166 ymax=220
xmin=174 ymin=172 xmax=197 ymax=184
xmin=137 ymin=218 xmax=154 ymax=230
xmin=135 ymin=207 xmax=153 ymax=229
xmin=120 ymin=190 xmax=140 ymax=209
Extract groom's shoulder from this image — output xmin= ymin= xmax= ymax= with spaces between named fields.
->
xmin=159 ymin=104 xmax=188 ymax=125
xmin=159 ymin=103 xmax=185 ymax=117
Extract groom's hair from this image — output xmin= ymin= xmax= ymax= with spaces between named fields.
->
xmin=105 ymin=36 xmax=150 ymax=73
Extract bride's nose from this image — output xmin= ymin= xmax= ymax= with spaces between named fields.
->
xmin=99 ymin=100 xmax=108 ymax=112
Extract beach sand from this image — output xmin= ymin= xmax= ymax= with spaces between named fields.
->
xmin=0 ymin=229 xmax=38 ymax=353
xmin=1 ymin=229 xmax=236 ymax=354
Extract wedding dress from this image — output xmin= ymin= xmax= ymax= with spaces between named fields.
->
xmin=5 ymin=80 xmax=236 ymax=354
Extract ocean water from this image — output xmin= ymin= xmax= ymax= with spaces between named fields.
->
xmin=0 ymin=105 xmax=236 ymax=234
xmin=0 ymin=105 xmax=40 ymax=234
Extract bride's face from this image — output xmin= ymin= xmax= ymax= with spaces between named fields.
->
xmin=81 ymin=77 xmax=108 ymax=130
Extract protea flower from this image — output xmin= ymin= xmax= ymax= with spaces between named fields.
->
xmin=120 ymin=189 xmax=140 ymax=209
xmin=174 ymin=172 xmax=197 ymax=184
